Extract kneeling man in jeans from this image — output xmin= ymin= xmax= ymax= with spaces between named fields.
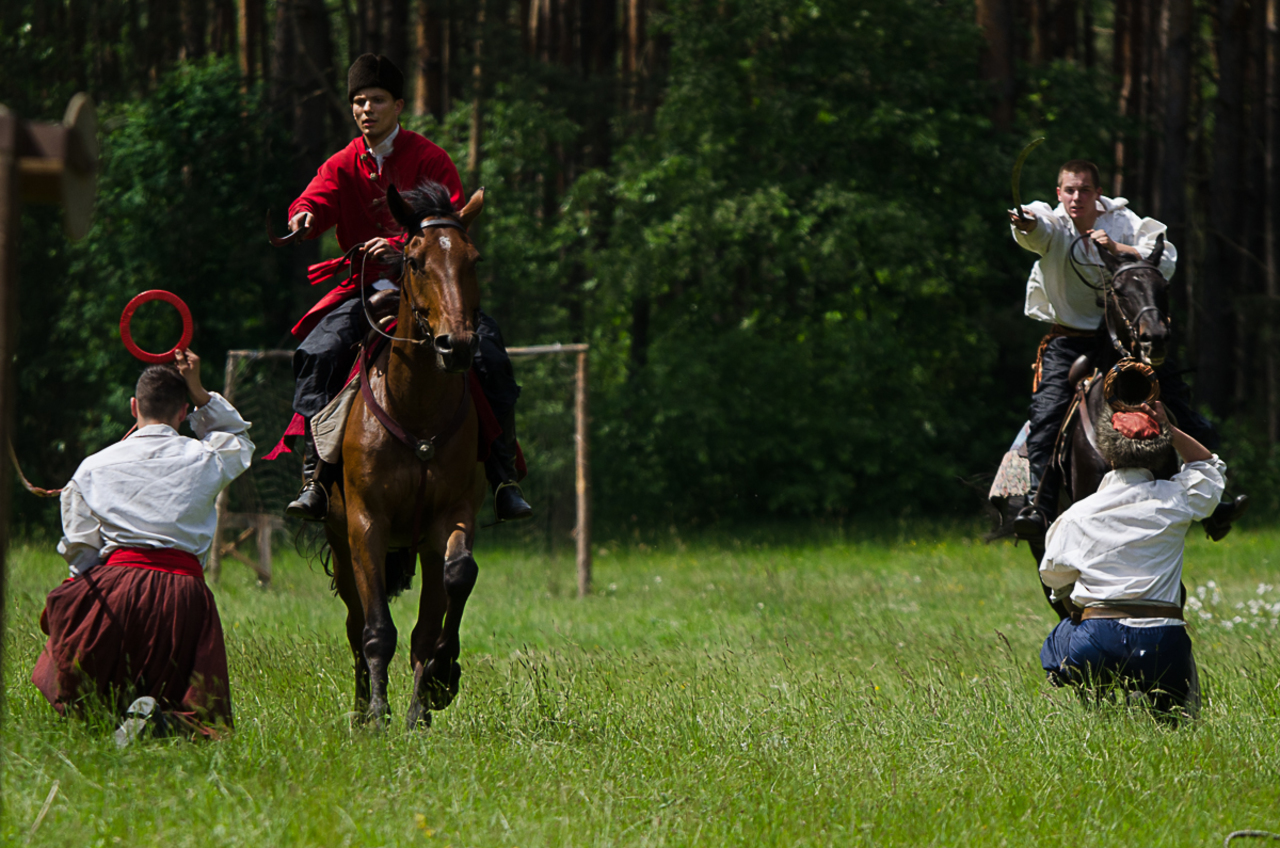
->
xmin=1039 ymin=399 xmax=1224 ymax=718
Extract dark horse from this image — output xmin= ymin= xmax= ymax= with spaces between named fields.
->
xmin=1028 ymin=234 xmax=1174 ymax=619
xmin=325 ymin=183 xmax=487 ymax=728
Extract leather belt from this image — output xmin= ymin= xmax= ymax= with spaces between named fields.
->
xmin=1080 ymin=603 xmax=1183 ymax=621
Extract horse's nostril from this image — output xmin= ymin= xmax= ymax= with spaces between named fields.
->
xmin=435 ymin=334 xmax=453 ymax=353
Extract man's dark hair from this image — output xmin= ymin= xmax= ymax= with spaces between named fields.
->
xmin=135 ymin=365 xmax=189 ymax=421
xmin=1058 ymin=159 xmax=1102 ymax=190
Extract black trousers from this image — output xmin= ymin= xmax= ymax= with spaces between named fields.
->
xmin=292 ymin=297 xmax=519 ymax=424
xmin=1027 ymin=334 xmax=1218 ymax=490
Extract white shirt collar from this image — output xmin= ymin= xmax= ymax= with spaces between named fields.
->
xmin=1098 ymin=466 xmax=1156 ymax=490
xmin=368 ymin=125 xmax=399 ymax=163
xmin=132 ymin=423 xmax=180 ymax=438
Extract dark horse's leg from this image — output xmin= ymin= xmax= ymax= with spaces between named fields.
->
xmin=408 ymin=519 xmax=477 ymax=726
xmin=328 ymin=525 xmax=372 ymax=714
xmin=345 ymin=492 xmax=397 ymax=726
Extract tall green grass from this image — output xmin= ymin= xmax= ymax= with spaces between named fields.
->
xmin=4 ymin=526 xmax=1280 ymax=846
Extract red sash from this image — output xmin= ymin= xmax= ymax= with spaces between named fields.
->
xmin=104 ymin=547 xmax=204 ymax=580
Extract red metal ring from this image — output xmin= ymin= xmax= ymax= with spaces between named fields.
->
xmin=119 ymin=290 xmax=193 ymax=364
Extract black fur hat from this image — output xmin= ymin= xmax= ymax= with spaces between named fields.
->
xmin=347 ymin=54 xmax=404 ymax=101
xmin=1096 ymin=404 xmax=1176 ymax=475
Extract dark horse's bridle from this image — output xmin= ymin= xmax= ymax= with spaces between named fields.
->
xmin=1068 ymin=234 xmax=1170 ymax=361
xmin=361 ymin=216 xmax=471 ymax=345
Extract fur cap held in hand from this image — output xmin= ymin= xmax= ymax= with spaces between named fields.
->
xmin=348 ymin=54 xmax=404 ymax=101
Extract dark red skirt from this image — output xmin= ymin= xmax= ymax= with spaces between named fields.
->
xmin=31 ymin=554 xmax=233 ymax=728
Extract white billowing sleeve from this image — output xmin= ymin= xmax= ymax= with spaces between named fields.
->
xmin=1010 ymin=201 xmax=1061 ymax=256
xmin=1039 ymin=515 xmax=1082 ymax=600
xmin=1131 ymin=212 xmax=1177 ymax=280
xmin=187 ymin=392 xmax=255 ymax=486
xmin=1171 ymin=456 xmax=1227 ymax=521
xmin=57 ymin=479 xmax=102 ymax=576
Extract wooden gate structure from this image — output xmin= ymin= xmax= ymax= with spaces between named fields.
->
xmin=0 ymin=94 xmax=99 ymax=708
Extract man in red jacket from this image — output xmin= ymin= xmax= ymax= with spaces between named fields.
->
xmin=283 ymin=54 xmax=531 ymax=523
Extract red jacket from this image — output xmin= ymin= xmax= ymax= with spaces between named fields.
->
xmin=287 ymin=128 xmax=465 ymax=338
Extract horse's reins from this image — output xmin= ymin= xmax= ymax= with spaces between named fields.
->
xmin=353 ymin=215 xmax=475 ymax=551
xmin=1067 ymin=235 xmax=1168 ymax=360
xmin=358 ymin=217 xmax=469 ymax=345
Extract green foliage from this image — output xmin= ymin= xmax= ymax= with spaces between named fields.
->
xmin=586 ymin=0 xmax=1017 ymax=521
xmin=6 ymin=530 xmax=1280 ymax=844
xmin=12 ymin=60 xmax=292 ymax=529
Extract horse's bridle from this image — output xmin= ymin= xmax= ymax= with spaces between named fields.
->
xmin=360 ymin=216 xmax=470 ymax=345
xmin=1068 ymin=235 xmax=1170 ymax=360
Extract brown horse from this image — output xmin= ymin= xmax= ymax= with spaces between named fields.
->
xmin=324 ymin=181 xmax=487 ymax=728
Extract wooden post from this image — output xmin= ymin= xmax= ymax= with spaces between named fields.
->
xmin=255 ymin=512 xmax=274 ymax=584
xmin=0 ymin=95 xmax=97 ymax=720
xmin=505 ymin=343 xmax=591 ymax=597
xmin=0 ymin=106 xmax=20 ymax=717
xmin=209 ymin=351 xmax=240 ymax=581
xmin=574 ymin=348 xmax=590 ymax=598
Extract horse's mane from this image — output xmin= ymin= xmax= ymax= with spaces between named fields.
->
xmin=398 ymin=180 xmax=456 ymax=221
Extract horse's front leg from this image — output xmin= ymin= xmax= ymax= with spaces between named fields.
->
xmin=412 ymin=516 xmax=477 ymax=718
xmin=347 ymin=501 xmax=396 ymax=727
xmin=326 ymin=518 xmax=371 ymax=714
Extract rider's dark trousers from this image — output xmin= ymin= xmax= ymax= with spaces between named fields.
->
xmin=292 ymin=297 xmax=518 ymax=422
xmin=1027 ymin=334 xmax=1218 ymax=504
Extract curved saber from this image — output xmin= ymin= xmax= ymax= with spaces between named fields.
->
xmin=1011 ymin=136 xmax=1046 ymax=220
xmin=266 ymin=211 xmax=305 ymax=247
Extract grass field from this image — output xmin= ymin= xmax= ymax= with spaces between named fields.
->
xmin=4 ymin=523 xmax=1280 ymax=846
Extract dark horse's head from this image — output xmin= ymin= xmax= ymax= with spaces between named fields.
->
xmin=385 ymin=180 xmax=484 ymax=373
xmin=1097 ymin=233 xmax=1170 ymax=367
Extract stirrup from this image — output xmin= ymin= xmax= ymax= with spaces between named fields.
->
xmin=494 ymin=481 xmax=533 ymax=522
xmin=1013 ymin=504 xmax=1049 ymax=540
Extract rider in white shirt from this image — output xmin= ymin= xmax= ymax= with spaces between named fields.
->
xmin=1007 ymin=159 xmax=1234 ymax=539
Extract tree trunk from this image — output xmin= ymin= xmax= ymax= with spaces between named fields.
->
xmin=413 ymin=0 xmax=446 ymax=118
xmin=239 ymin=0 xmax=265 ymax=81
xmin=1200 ymin=0 xmax=1249 ymax=417
xmin=976 ymin=0 xmax=1016 ymax=131
xmin=382 ymin=0 xmax=409 ymax=73
xmin=181 ymin=0 xmax=207 ymax=60
xmin=1158 ymin=0 xmax=1194 ymax=327
xmin=468 ymin=0 xmax=486 ymax=189
xmin=1268 ymin=0 xmax=1280 ymax=441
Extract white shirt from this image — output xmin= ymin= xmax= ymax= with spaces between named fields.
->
xmin=1012 ymin=196 xmax=1177 ymax=330
xmin=1040 ymin=456 xmax=1227 ymax=627
xmin=367 ymin=125 xmax=400 ymax=292
xmin=57 ymin=393 xmax=254 ymax=576
xmin=367 ymin=124 xmax=399 ymax=175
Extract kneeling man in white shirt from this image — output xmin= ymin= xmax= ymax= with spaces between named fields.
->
xmin=1039 ymin=399 xmax=1224 ymax=718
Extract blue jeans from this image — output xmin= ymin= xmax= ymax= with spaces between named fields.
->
xmin=1040 ymin=617 xmax=1195 ymax=712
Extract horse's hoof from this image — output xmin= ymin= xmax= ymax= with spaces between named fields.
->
xmin=406 ymin=701 xmax=432 ymax=731
xmin=424 ymin=658 xmax=462 ymax=709
xmin=364 ymin=700 xmax=391 ymax=729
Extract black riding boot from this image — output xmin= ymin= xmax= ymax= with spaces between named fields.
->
xmin=1014 ymin=465 xmax=1061 ymax=540
xmin=486 ymin=409 xmax=532 ymax=522
xmin=1203 ymin=493 xmax=1249 ymax=542
xmin=286 ymin=427 xmax=333 ymax=521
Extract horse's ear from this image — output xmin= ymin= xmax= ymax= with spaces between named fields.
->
xmin=385 ymin=185 xmax=420 ymax=234
xmin=459 ymin=187 xmax=485 ymax=230
xmin=1146 ymin=232 xmax=1165 ymax=268
xmin=1098 ymin=241 xmax=1125 ymax=274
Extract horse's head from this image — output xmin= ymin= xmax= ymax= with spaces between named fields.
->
xmin=386 ymin=182 xmax=485 ymax=373
xmin=1097 ymin=233 xmax=1170 ymax=367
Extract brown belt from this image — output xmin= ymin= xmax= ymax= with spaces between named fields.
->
xmin=1032 ymin=323 xmax=1102 ymax=392
xmin=1079 ymin=604 xmax=1184 ymax=622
